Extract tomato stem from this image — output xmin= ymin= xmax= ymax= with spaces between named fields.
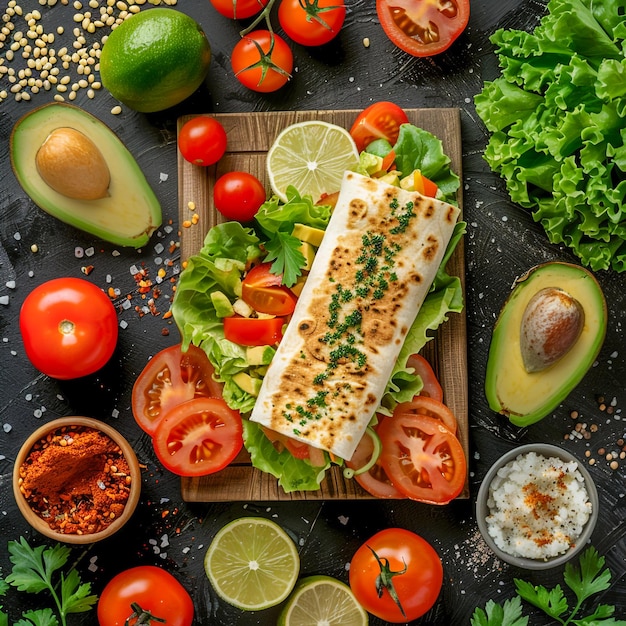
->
xmin=124 ymin=602 xmax=167 ymax=625
xmin=240 ymin=0 xmax=276 ymax=37
xmin=369 ymin=546 xmax=407 ymax=618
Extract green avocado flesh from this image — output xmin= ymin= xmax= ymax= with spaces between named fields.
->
xmin=485 ymin=262 xmax=607 ymax=427
xmin=10 ymin=103 xmax=162 ymax=248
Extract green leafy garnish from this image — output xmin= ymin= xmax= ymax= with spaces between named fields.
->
xmin=475 ymin=0 xmax=626 ymax=272
xmin=0 ymin=538 xmax=97 ymax=626
xmin=470 ymin=547 xmax=626 ymax=626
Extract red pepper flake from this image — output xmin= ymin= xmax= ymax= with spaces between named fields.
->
xmin=81 ymin=265 xmax=95 ymax=276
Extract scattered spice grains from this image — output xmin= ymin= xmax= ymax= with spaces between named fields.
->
xmin=565 ymin=395 xmax=624 ymax=472
xmin=18 ymin=424 xmax=132 ymax=535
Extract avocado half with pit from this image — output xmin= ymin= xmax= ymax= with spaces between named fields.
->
xmin=485 ymin=262 xmax=607 ymax=427
xmin=10 ymin=103 xmax=161 ymax=248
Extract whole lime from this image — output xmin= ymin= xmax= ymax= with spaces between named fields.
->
xmin=100 ymin=8 xmax=211 ymax=113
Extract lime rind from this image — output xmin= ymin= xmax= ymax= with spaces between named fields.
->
xmin=204 ymin=517 xmax=300 ymax=611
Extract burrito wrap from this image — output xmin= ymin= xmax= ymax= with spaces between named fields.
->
xmin=250 ymin=171 xmax=460 ymax=460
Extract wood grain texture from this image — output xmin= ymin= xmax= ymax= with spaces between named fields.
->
xmin=177 ymin=109 xmax=468 ymax=502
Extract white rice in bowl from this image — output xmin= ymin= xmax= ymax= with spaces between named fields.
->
xmin=485 ymin=451 xmax=592 ymax=560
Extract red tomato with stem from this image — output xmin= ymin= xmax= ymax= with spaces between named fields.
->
xmin=406 ymin=353 xmax=443 ymax=401
xmin=97 ymin=565 xmax=194 ymax=626
xmin=376 ymin=0 xmax=470 ymax=57
xmin=378 ymin=413 xmax=466 ymax=504
xmin=349 ymin=528 xmax=443 ymax=623
xmin=349 ymin=102 xmax=409 ymax=152
xmin=19 ymin=277 xmax=117 ymax=380
xmin=153 ymin=397 xmax=243 ymax=477
xmin=132 ymin=344 xmax=223 ymax=436
xmin=223 ymin=315 xmax=285 ymax=346
xmin=178 ymin=116 xmax=227 ymax=166
xmin=241 ymin=263 xmax=297 ymax=316
xmin=278 ymin=0 xmax=346 ymax=46
xmin=214 ymin=171 xmax=267 ymax=222
xmin=231 ymin=30 xmax=293 ymax=93
xmin=210 ymin=0 xmax=269 ymax=18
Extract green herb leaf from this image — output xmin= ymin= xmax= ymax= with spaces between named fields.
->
xmin=515 ymin=580 xmax=568 ymax=619
xmin=470 ymin=596 xmax=529 ymax=626
xmin=5 ymin=538 xmax=69 ymax=594
xmin=0 ymin=580 xmax=9 ymax=596
xmin=564 ymin=545 xmax=611 ymax=605
xmin=15 ymin=608 xmax=59 ymax=626
xmin=263 ymin=231 xmax=306 ymax=287
xmin=59 ymin=570 xmax=98 ymax=615
xmin=0 ymin=608 xmax=8 ymax=626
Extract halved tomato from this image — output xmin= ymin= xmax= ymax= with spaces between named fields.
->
xmin=394 ymin=396 xmax=457 ymax=434
xmin=376 ymin=0 xmax=470 ymax=58
xmin=406 ymin=354 xmax=443 ymax=401
xmin=346 ymin=426 xmax=406 ymax=499
xmin=132 ymin=344 xmax=223 ymax=435
xmin=378 ymin=413 xmax=466 ymax=504
xmin=242 ymin=263 xmax=297 ymax=316
xmin=349 ymin=102 xmax=409 ymax=153
xmin=153 ymin=397 xmax=243 ymax=477
xmin=223 ymin=315 xmax=285 ymax=346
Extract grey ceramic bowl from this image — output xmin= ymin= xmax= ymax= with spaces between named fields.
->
xmin=476 ymin=443 xmax=599 ymax=570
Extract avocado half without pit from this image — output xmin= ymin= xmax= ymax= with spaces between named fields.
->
xmin=485 ymin=262 xmax=607 ymax=427
xmin=10 ymin=103 xmax=162 ymax=248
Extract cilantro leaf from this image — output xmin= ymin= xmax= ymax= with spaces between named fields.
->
xmin=564 ymin=545 xmax=611 ymax=605
xmin=0 ymin=608 xmax=7 ymax=626
xmin=470 ymin=596 xmax=529 ymax=626
xmin=0 ymin=580 xmax=8 ymax=596
xmin=515 ymin=580 xmax=569 ymax=619
xmin=263 ymin=231 xmax=306 ymax=287
xmin=15 ymin=608 xmax=59 ymax=626
xmin=59 ymin=570 xmax=98 ymax=615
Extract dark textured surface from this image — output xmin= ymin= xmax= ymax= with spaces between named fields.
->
xmin=1 ymin=1 xmax=625 ymax=624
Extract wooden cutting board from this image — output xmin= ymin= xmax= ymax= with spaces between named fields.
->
xmin=177 ymin=108 xmax=468 ymax=502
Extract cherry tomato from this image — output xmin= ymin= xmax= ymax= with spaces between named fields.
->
xmin=210 ymin=0 xmax=269 ymax=18
xmin=378 ymin=413 xmax=466 ymax=504
xmin=376 ymin=0 xmax=470 ymax=57
xmin=231 ymin=30 xmax=293 ymax=93
xmin=349 ymin=102 xmax=409 ymax=152
xmin=223 ymin=315 xmax=285 ymax=346
xmin=406 ymin=353 xmax=444 ymax=401
xmin=19 ymin=277 xmax=117 ymax=380
xmin=153 ymin=397 xmax=243 ymax=476
xmin=97 ymin=565 xmax=194 ymax=626
xmin=132 ymin=344 xmax=223 ymax=436
xmin=346 ymin=428 xmax=406 ymax=499
xmin=178 ymin=116 xmax=227 ymax=166
xmin=241 ymin=263 xmax=297 ymax=316
xmin=213 ymin=171 xmax=266 ymax=222
xmin=349 ymin=528 xmax=443 ymax=623
xmin=278 ymin=0 xmax=346 ymax=46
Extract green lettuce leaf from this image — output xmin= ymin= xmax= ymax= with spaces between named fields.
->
xmin=475 ymin=0 xmax=626 ymax=272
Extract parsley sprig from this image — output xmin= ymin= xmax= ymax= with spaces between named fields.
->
xmin=0 ymin=537 xmax=97 ymax=626
xmin=471 ymin=547 xmax=626 ymax=626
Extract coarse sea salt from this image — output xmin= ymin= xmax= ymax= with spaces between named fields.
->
xmin=485 ymin=452 xmax=591 ymax=560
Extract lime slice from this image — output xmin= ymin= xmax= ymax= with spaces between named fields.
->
xmin=278 ymin=575 xmax=368 ymax=626
xmin=204 ymin=517 xmax=300 ymax=611
xmin=267 ymin=121 xmax=360 ymax=203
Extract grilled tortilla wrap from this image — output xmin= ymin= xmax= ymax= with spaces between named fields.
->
xmin=250 ymin=171 xmax=461 ymax=460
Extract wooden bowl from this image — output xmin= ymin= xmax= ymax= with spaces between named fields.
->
xmin=13 ymin=416 xmax=141 ymax=544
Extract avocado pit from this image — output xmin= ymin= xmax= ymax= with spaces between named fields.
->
xmin=520 ymin=287 xmax=584 ymax=373
xmin=35 ymin=127 xmax=111 ymax=200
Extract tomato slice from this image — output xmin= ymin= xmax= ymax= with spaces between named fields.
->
xmin=405 ymin=353 xmax=443 ymax=401
xmin=376 ymin=0 xmax=470 ymax=57
xmin=349 ymin=102 xmax=410 ymax=152
xmin=378 ymin=413 xmax=466 ymax=504
xmin=394 ymin=396 xmax=457 ymax=434
xmin=241 ymin=262 xmax=298 ymax=316
xmin=132 ymin=344 xmax=223 ymax=435
xmin=223 ymin=315 xmax=285 ymax=346
xmin=346 ymin=427 xmax=406 ymax=499
xmin=153 ymin=398 xmax=243 ymax=477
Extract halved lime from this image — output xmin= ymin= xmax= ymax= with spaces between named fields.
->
xmin=204 ymin=517 xmax=300 ymax=611
xmin=278 ymin=575 xmax=368 ymax=626
xmin=267 ymin=121 xmax=360 ymax=203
